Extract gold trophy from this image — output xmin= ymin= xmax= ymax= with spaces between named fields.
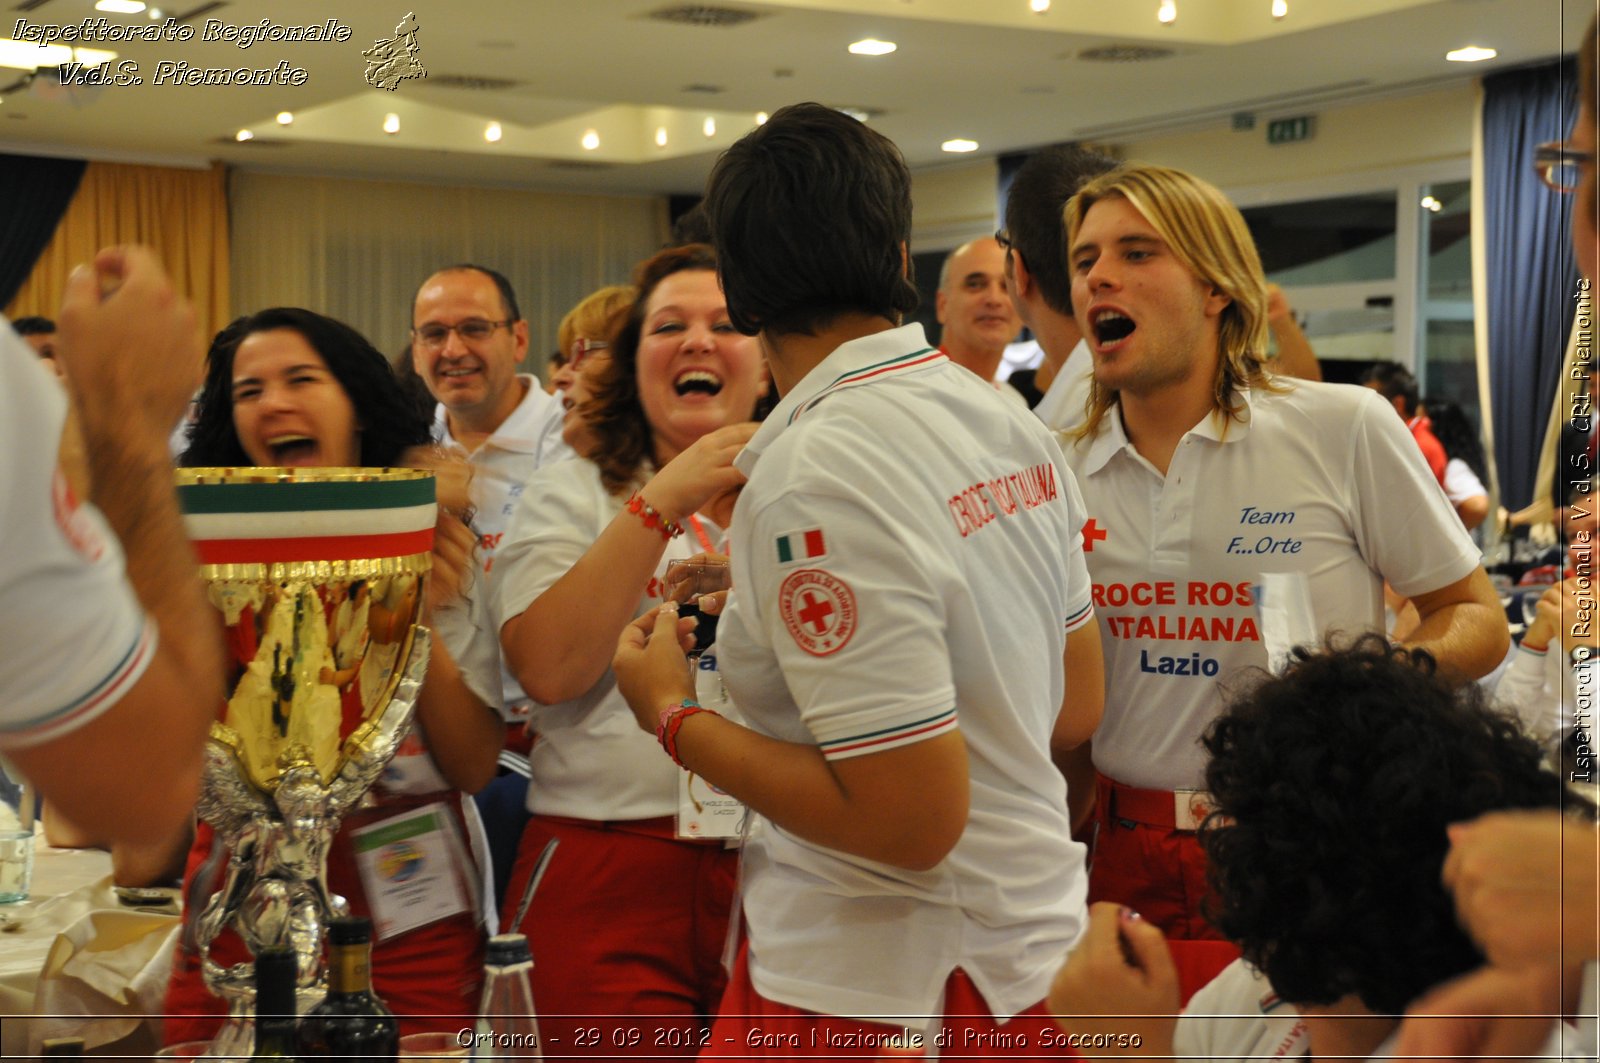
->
xmin=176 ymin=468 xmax=435 ymax=1056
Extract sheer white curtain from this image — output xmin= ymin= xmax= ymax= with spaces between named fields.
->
xmin=230 ymin=171 xmax=669 ymax=375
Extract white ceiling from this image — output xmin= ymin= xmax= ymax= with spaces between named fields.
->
xmin=0 ymin=0 xmax=1588 ymax=195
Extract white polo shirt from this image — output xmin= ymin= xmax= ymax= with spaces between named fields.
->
xmin=1033 ymin=339 xmax=1093 ymax=432
xmin=431 ymin=374 xmax=572 ymax=708
xmin=1061 ymin=380 xmax=1481 ymax=791
xmin=0 ymin=321 xmax=153 ymax=749
xmin=717 ymin=323 xmax=1095 ymax=1021
xmin=491 ymin=457 xmax=719 ymax=820
xmin=1176 ymin=958 xmax=1580 ymax=1061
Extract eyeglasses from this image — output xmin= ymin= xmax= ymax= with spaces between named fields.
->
xmin=994 ymin=229 xmax=1013 ymax=252
xmin=1534 ymin=141 xmax=1596 ymax=193
xmin=412 ymin=318 xmax=514 ymax=349
xmin=569 ymin=337 xmax=609 ymax=369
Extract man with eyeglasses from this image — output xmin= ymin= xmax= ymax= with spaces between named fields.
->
xmin=411 ymin=266 xmax=574 ymax=808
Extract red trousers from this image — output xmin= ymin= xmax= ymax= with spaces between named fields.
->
xmin=500 ymin=814 xmax=737 ymax=1059
xmin=164 ymin=794 xmax=484 ymax=1043
xmin=1086 ymin=776 xmax=1228 ymax=942
xmin=702 ymin=945 xmax=1081 ymax=1059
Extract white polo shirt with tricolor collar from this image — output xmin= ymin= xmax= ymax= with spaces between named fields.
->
xmin=1059 ymin=379 xmax=1480 ymax=792
xmin=718 ymin=322 xmax=1095 ymax=1022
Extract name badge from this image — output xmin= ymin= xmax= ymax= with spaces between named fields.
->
xmin=677 ymin=649 xmax=747 ymax=841
xmin=351 ymin=802 xmax=473 ymax=941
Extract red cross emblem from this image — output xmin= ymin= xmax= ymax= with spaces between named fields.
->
xmin=1082 ymin=518 xmax=1107 ymax=552
xmin=779 ymin=569 xmax=858 ymax=657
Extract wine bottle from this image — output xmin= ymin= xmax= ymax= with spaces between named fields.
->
xmin=295 ymin=917 xmax=399 ymax=1061
xmin=474 ymin=934 xmax=543 ymax=1062
xmin=253 ymin=946 xmax=300 ymax=1060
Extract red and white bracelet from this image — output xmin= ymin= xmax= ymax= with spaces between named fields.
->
xmin=626 ymin=492 xmax=684 ymax=541
xmin=657 ymin=698 xmax=719 ymax=769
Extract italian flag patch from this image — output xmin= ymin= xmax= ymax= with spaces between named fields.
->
xmin=775 ymin=528 xmax=827 ymax=565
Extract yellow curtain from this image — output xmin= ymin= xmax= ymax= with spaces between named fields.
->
xmin=5 ymin=160 xmax=229 ymax=339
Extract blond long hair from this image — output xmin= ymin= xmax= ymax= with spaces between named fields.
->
xmin=1064 ymin=164 xmax=1280 ymax=440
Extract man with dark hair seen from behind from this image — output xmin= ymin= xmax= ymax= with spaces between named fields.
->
xmin=1 ymin=247 xmax=223 ymax=843
xmin=1361 ymin=359 xmax=1448 ymax=485
xmin=610 ymin=100 xmax=1104 ymax=1054
xmin=1002 ymin=145 xmax=1119 ymax=431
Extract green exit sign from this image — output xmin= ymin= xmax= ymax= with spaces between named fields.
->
xmin=1267 ymin=116 xmax=1314 ymax=144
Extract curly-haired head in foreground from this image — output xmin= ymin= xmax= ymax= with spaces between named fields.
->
xmin=1199 ymin=634 xmax=1567 ymax=1015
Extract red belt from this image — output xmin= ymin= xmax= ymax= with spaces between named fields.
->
xmin=1099 ymin=774 xmax=1213 ymax=832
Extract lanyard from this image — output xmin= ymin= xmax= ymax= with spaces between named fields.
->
xmin=685 ymin=514 xmax=716 ymax=553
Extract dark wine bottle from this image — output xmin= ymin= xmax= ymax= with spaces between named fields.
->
xmin=295 ymin=917 xmax=399 ymax=1062
xmin=254 ymin=946 xmax=301 ymax=1060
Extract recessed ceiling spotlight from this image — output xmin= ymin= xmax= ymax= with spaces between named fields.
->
xmin=485 ymin=121 xmax=502 ymax=143
xmin=942 ymin=138 xmax=979 ymax=153
xmin=383 ymin=113 xmax=400 ymax=135
xmin=276 ymin=111 xmax=293 ymax=126
xmin=1158 ymin=0 xmax=1177 ymax=24
xmin=1446 ymin=45 xmax=1497 ymax=62
xmin=1031 ymin=0 xmax=1050 ymax=11
xmin=1271 ymin=0 xmax=1287 ymax=19
xmin=703 ymin=116 xmax=717 ymax=137
xmin=755 ymin=111 xmax=769 ymax=125
xmin=1420 ymin=195 xmax=1442 ymax=212
xmin=95 ymin=0 xmax=146 ymax=13
xmin=235 ymin=129 xmax=253 ymax=142
xmin=581 ymin=128 xmax=600 ymax=150
xmin=147 ymin=6 xmax=163 ymax=17
xmin=655 ymin=126 xmax=669 ymax=147
xmin=848 ymin=39 xmax=897 ymax=56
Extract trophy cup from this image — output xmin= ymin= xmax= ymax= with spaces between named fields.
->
xmin=175 ymin=467 xmax=436 ymax=1056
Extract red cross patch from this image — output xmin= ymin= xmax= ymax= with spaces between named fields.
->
xmin=778 ymin=568 xmax=858 ymax=657
xmin=1082 ymin=517 xmax=1107 ymax=552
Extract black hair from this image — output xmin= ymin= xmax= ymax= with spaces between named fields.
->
xmin=414 ymin=264 xmax=522 ymax=322
xmin=11 ymin=316 xmax=55 ymax=336
xmin=1422 ymin=396 xmax=1488 ymax=481
xmin=703 ymin=102 xmax=919 ymax=337
xmin=181 ymin=308 xmax=430 ymax=468
xmin=1001 ymin=145 xmax=1118 ymax=317
xmin=1200 ymin=635 xmax=1569 ymax=1015
xmin=1360 ymin=360 xmax=1419 ymax=417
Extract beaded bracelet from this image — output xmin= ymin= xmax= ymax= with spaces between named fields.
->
xmin=657 ymin=698 xmax=719 ymax=769
xmin=626 ymin=492 xmax=684 ymax=541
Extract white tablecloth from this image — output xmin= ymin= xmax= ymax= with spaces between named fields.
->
xmin=0 ymin=838 xmax=180 ymax=1056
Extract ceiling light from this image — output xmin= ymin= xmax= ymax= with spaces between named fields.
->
xmin=703 ymin=116 xmax=717 ymax=137
xmin=581 ymin=128 xmax=600 ymax=150
xmin=942 ymin=138 xmax=979 ymax=153
xmin=0 ymin=41 xmax=116 ymax=72
xmin=276 ymin=111 xmax=293 ymax=126
xmin=235 ymin=129 xmax=253 ymax=142
xmin=95 ymin=0 xmax=145 ymax=13
xmin=383 ymin=113 xmax=400 ymax=135
xmin=147 ymin=6 xmax=163 ymax=17
xmin=755 ymin=111 xmax=769 ymax=125
xmin=1446 ymin=45 xmax=1497 ymax=62
xmin=1271 ymin=0 xmax=1287 ymax=18
xmin=485 ymin=121 xmax=502 ymax=143
xmin=1031 ymin=0 xmax=1050 ymax=11
xmin=837 ymin=107 xmax=872 ymax=122
xmin=1158 ymin=0 xmax=1177 ymax=24
xmin=1420 ymin=195 xmax=1442 ymax=212
xmin=848 ymin=39 xmax=897 ymax=56
xmin=655 ymin=126 xmax=668 ymax=147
